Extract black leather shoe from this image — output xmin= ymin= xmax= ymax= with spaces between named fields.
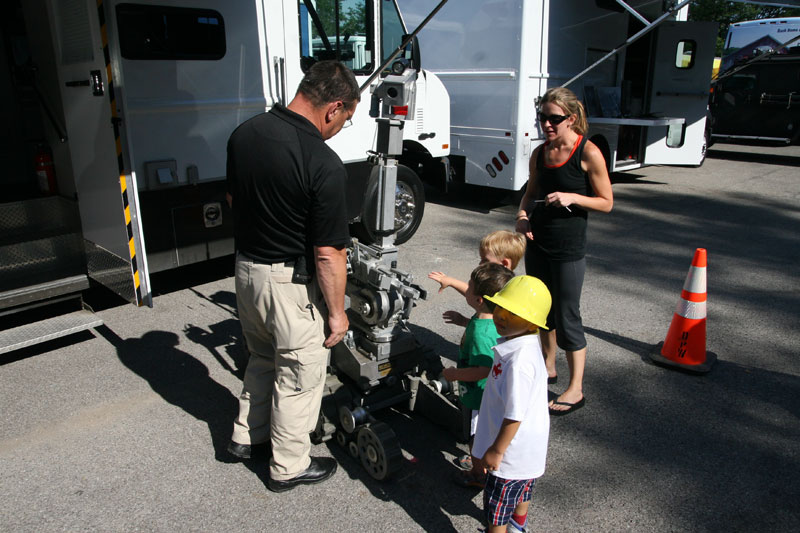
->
xmin=227 ymin=441 xmax=271 ymax=460
xmin=267 ymin=457 xmax=337 ymax=493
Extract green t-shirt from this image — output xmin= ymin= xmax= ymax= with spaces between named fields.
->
xmin=457 ymin=316 xmax=499 ymax=410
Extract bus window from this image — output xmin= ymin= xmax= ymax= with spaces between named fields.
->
xmin=116 ymin=4 xmax=225 ymax=60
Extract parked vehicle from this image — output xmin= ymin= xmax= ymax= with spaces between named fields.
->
xmin=398 ymin=0 xmax=717 ymax=191
xmin=710 ymin=17 xmax=800 ymax=144
xmin=0 ymin=0 xmax=450 ymax=353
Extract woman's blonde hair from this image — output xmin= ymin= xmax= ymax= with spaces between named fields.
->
xmin=540 ymin=87 xmax=588 ymax=135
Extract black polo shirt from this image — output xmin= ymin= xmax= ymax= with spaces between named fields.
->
xmin=226 ymin=104 xmax=350 ymax=264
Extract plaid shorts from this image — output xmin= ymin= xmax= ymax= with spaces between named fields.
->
xmin=483 ymin=474 xmax=536 ymax=526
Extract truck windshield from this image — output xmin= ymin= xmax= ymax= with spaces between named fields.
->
xmin=299 ymin=0 xmax=373 ymax=74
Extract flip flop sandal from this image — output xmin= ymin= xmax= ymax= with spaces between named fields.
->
xmin=549 ymin=397 xmax=586 ymax=416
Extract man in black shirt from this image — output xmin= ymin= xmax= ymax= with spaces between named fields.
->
xmin=225 ymin=61 xmax=359 ymax=492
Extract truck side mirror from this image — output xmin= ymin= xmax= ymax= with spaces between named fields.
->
xmin=411 ymin=35 xmax=422 ymax=71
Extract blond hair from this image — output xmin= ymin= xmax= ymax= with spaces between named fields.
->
xmin=540 ymin=87 xmax=588 ymax=135
xmin=480 ymin=230 xmax=526 ymax=270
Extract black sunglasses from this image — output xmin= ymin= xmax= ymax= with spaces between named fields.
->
xmin=537 ymin=112 xmax=570 ymax=125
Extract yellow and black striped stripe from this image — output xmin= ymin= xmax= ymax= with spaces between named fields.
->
xmin=96 ymin=0 xmax=143 ymax=306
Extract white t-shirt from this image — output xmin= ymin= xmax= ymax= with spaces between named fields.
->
xmin=472 ymin=333 xmax=550 ymax=480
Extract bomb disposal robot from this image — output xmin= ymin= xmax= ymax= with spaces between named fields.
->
xmin=311 ymin=59 xmax=463 ymax=481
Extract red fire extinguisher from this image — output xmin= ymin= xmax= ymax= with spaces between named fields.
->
xmin=35 ymin=144 xmax=58 ymax=196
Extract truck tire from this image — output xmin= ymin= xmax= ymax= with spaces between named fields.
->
xmin=353 ymin=164 xmax=425 ymax=246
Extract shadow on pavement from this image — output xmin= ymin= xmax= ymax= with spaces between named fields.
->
xmin=546 ymin=347 xmax=800 ymax=531
xmin=166 ymin=287 xmax=478 ymax=531
xmin=587 ymin=185 xmax=800 ymax=336
xmin=96 ymin=325 xmax=239 ymax=463
xmin=548 ymin=318 xmax=800 ymax=530
xmin=328 ymin=408 xmax=481 ymax=532
xmin=184 ymin=289 xmax=247 ymax=380
xmin=609 ymin=172 xmax=666 ymax=185
xmin=584 ymin=325 xmax=653 ymax=365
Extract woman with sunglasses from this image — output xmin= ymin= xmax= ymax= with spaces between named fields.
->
xmin=514 ymin=87 xmax=613 ymax=416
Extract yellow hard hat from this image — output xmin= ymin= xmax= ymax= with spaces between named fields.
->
xmin=484 ymin=275 xmax=552 ymax=329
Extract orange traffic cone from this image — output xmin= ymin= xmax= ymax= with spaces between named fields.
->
xmin=650 ymin=248 xmax=717 ymax=373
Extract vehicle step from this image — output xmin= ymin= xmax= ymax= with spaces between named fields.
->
xmin=0 ymin=310 xmax=103 ymax=355
xmin=0 ymin=275 xmax=90 ymax=312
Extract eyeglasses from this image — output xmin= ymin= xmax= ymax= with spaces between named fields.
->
xmin=342 ymin=119 xmax=353 ymax=129
xmin=537 ymin=112 xmax=570 ymax=125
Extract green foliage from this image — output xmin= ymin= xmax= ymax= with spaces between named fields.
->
xmin=341 ymin=2 xmax=366 ymax=37
xmin=688 ymin=0 xmax=800 ymax=55
xmin=308 ymin=0 xmax=366 ymax=41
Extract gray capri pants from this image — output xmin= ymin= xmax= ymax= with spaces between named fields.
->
xmin=524 ymin=246 xmax=587 ymax=351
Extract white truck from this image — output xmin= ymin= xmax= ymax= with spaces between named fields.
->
xmin=720 ymin=16 xmax=800 ymax=72
xmin=398 ymin=0 xmax=718 ymax=193
xmin=0 ymin=0 xmax=450 ymax=353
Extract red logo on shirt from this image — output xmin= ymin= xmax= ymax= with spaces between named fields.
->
xmin=492 ymin=363 xmax=502 ymax=377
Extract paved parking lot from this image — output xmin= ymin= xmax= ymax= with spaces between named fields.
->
xmin=1 ymin=142 xmax=799 ymax=532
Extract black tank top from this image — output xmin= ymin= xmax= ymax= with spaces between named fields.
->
xmin=526 ymin=135 xmax=591 ymax=261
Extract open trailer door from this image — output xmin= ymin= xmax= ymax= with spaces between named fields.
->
xmin=105 ymin=0 xmax=270 ymax=273
xmin=48 ymin=0 xmax=151 ymax=306
xmin=643 ymin=21 xmax=717 ymax=166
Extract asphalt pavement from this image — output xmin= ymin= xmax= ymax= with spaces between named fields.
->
xmin=1 ymin=142 xmax=798 ymax=532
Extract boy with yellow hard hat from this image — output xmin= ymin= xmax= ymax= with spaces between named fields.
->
xmin=472 ymin=275 xmax=552 ymax=533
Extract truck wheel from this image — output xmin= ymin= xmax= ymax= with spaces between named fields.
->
xmin=354 ymin=164 xmax=425 ymax=246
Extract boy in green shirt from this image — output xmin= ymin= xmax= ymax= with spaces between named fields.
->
xmin=442 ymin=262 xmax=515 ymax=487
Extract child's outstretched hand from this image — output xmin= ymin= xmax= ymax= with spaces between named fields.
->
xmin=443 ymin=310 xmax=469 ymax=327
xmin=428 ymin=271 xmax=454 ymax=293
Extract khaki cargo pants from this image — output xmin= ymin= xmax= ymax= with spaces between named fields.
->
xmin=232 ymin=254 xmax=328 ymax=481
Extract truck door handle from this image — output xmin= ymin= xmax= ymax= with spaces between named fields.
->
xmin=65 ymin=70 xmax=104 ymax=97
